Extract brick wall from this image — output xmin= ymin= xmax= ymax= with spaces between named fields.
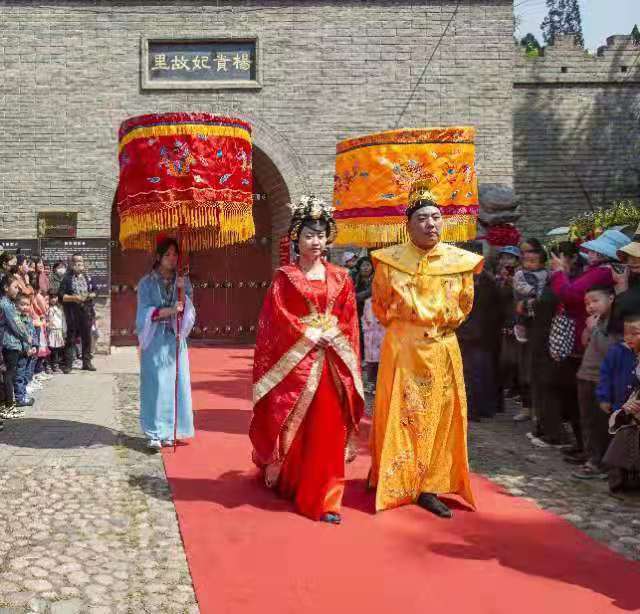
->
xmin=0 ymin=0 xmax=515 ymax=345
xmin=514 ymin=34 xmax=640 ymax=237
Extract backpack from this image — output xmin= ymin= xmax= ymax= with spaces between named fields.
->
xmin=548 ymin=307 xmax=575 ymax=362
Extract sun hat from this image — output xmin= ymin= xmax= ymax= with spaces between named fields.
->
xmin=342 ymin=251 xmax=357 ymax=265
xmin=580 ymin=229 xmax=630 ymax=261
xmin=497 ymin=245 xmax=522 ymax=259
xmin=618 ymin=223 xmax=640 ymax=260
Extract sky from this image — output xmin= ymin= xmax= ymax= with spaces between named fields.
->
xmin=515 ymin=0 xmax=640 ymax=52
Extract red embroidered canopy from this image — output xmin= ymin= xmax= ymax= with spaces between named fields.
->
xmin=117 ymin=113 xmax=254 ymax=251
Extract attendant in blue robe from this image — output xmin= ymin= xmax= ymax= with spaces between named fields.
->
xmin=136 ymin=238 xmax=195 ymax=450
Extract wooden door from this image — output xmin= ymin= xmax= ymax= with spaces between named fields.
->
xmin=110 ymin=180 xmax=273 ymax=346
xmin=187 ymin=178 xmax=272 ymax=342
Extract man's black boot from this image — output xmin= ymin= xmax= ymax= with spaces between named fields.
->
xmin=82 ymin=362 xmax=97 ymax=372
xmin=417 ymin=493 xmax=453 ymax=518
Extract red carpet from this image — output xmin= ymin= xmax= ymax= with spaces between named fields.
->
xmin=163 ymin=347 xmax=640 ymax=614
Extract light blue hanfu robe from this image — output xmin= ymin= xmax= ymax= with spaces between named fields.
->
xmin=136 ymin=271 xmax=196 ymax=442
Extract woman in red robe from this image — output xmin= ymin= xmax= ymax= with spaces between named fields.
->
xmin=250 ymin=196 xmax=365 ymax=524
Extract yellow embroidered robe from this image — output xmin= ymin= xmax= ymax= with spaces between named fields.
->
xmin=369 ymin=240 xmax=483 ymax=512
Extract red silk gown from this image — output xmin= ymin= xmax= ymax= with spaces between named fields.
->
xmin=250 ymin=262 xmax=365 ymax=520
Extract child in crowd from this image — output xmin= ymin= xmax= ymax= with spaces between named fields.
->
xmin=571 ymin=285 xmax=617 ymax=478
xmin=31 ymin=279 xmax=51 ymax=381
xmin=601 ymin=313 xmax=640 ymax=493
xmin=1 ymin=276 xmax=31 ymax=417
xmin=15 ymin=294 xmax=37 ymax=407
xmin=47 ymin=291 xmax=67 ymax=373
xmin=513 ymin=248 xmax=550 ymax=343
xmin=2 ymin=292 xmax=37 ymax=414
xmin=596 ymin=316 xmax=636 ymax=417
xmin=361 ymin=296 xmax=384 ymax=398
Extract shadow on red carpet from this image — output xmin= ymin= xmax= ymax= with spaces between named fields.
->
xmin=158 ymin=347 xmax=640 ymax=614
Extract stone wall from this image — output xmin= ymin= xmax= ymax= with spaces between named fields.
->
xmin=0 ymin=0 xmax=515 ymax=346
xmin=0 ymin=0 xmax=514 ymax=237
xmin=514 ymin=34 xmax=640 ymax=236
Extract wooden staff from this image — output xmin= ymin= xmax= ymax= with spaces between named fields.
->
xmin=173 ymin=227 xmax=187 ymax=453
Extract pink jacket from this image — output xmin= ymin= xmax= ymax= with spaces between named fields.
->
xmin=550 ymin=265 xmax=613 ymax=353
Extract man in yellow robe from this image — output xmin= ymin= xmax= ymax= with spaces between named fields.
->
xmin=369 ymin=180 xmax=483 ymax=518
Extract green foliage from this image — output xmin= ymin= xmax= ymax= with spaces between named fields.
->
xmin=520 ymin=33 xmax=542 ymax=57
xmin=568 ymin=200 xmax=640 ymax=242
xmin=541 ymin=0 xmax=584 ymax=47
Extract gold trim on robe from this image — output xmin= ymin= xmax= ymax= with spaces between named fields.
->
xmin=253 ymin=333 xmax=318 ymax=404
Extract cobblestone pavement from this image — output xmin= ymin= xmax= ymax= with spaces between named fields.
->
xmin=0 ymin=350 xmax=199 ymax=613
xmin=2 ymin=353 xmax=640 ymax=612
xmin=468 ymin=402 xmax=640 ymax=562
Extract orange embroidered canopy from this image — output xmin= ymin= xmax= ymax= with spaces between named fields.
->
xmin=116 ymin=113 xmax=254 ymax=251
xmin=332 ymin=127 xmax=479 ymax=246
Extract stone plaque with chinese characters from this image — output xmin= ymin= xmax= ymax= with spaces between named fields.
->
xmin=142 ymin=38 xmax=260 ymax=90
xmin=37 ymin=212 xmax=78 ymax=238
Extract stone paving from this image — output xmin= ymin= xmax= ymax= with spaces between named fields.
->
xmin=468 ymin=402 xmax=640 ymax=562
xmin=0 ymin=350 xmax=198 ymax=613
xmin=1 ymin=351 xmax=640 ymax=613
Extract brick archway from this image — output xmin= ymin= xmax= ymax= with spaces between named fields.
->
xmin=109 ymin=130 xmax=299 ymax=346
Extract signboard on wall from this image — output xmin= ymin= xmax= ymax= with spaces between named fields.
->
xmin=142 ymin=37 xmax=261 ymax=90
xmin=0 ymin=239 xmax=40 ymax=258
xmin=37 ymin=212 xmax=78 ymax=238
xmin=40 ymin=238 xmax=111 ymax=296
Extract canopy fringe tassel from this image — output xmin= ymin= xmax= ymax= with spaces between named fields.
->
xmin=335 ymin=216 xmax=477 ymax=247
xmin=119 ymin=200 xmax=255 ymax=251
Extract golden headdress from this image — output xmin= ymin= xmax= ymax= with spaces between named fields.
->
xmin=406 ymin=178 xmax=440 ymax=217
xmin=287 ymin=195 xmax=338 ymax=243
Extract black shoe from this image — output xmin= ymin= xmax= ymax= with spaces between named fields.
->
xmin=16 ymin=398 xmax=35 ymax=407
xmin=82 ymin=363 xmax=97 ymax=372
xmin=61 ymin=367 xmax=71 ymax=374
xmin=417 ymin=493 xmax=453 ymax=518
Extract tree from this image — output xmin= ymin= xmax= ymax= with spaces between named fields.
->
xmin=632 ymin=24 xmax=640 ymax=46
xmin=520 ymin=33 xmax=542 ymax=57
xmin=564 ymin=0 xmax=584 ymax=47
xmin=541 ymin=0 xmax=584 ymax=47
xmin=540 ymin=0 xmax=564 ymax=44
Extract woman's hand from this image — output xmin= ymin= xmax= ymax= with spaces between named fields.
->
xmin=550 ymin=253 xmax=569 ymax=273
xmin=317 ymin=328 xmax=338 ymax=348
xmin=156 ymin=303 xmax=182 ymax=319
xmin=176 ymin=276 xmax=185 ymax=290
xmin=610 ymin=264 xmax=629 ymax=294
xmin=623 ymin=399 xmax=640 ymax=417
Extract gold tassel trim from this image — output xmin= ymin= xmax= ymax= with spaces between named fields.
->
xmin=335 ymin=216 xmax=477 ymax=247
xmin=119 ymin=200 xmax=255 ymax=252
